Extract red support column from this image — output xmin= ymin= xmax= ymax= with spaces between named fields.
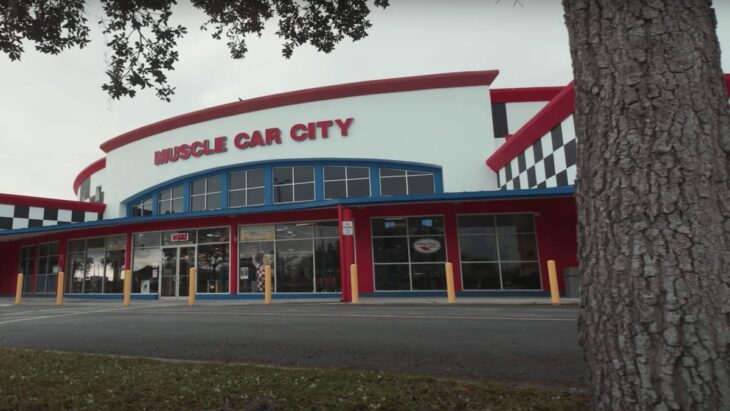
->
xmin=338 ymin=205 xmax=355 ymax=302
xmin=230 ymin=224 xmax=238 ymax=294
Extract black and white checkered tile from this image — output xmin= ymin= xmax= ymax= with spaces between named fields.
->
xmin=0 ymin=204 xmax=100 ymax=230
xmin=498 ymin=121 xmax=577 ymax=190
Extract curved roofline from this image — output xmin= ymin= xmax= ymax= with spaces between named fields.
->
xmin=73 ymin=157 xmax=106 ymax=195
xmin=99 ymin=70 xmax=499 ymax=153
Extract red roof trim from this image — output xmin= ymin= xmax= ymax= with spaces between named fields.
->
xmin=100 ymin=70 xmax=500 ymax=153
xmin=486 ymin=83 xmax=575 ymax=171
xmin=73 ymin=157 xmax=106 ymax=195
xmin=0 ymin=193 xmax=106 ymax=213
xmin=490 ymin=87 xmax=564 ymax=103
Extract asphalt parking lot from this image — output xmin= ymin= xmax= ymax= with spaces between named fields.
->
xmin=0 ymin=298 xmax=584 ymax=386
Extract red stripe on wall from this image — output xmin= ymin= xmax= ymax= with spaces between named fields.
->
xmin=73 ymin=157 xmax=107 ymax=195
xmin=490 ymin=87 xmax=565 ymax=103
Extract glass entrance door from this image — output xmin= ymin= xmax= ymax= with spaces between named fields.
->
xmin=160 ymin=247 xmax=196 ymax=297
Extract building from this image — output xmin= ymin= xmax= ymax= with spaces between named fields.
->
xmin=0 ymin=70 xmax=594 ymax=300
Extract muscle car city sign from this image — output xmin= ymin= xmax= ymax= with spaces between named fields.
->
xmin=153 ymin=117 xmax=354 ymax=166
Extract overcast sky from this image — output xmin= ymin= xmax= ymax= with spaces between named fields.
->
xmin=2 ymin=1 xmax=730 ymax=200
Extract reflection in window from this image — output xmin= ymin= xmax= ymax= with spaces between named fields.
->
xmin=380 ymin=168 xmax=435 ymax=196
xmin=35 ymin=243 xmax=59 ymax=293
xmin=191 ymin=176 xmax=222 ymax=212
xmin=131 ymin=197 xmax=153 ymax=217
xmin=371 ymin=216 xmax=446 ymax=291
xmin=323 ymin=166 xmax=370 ymax=199
xmin=18 ymin=245 xmax=35 ymax=293
xmin=273 ymin=167 xmax=314 ymax=203
xmin=158 ymin=185 xmax=184 ymax=214
xmin=66 ymin=236 xmax=126 ymax=294
xmin=229 ymin=169 xmax=265 ymax=207
xmin=457 ymin=214 xmax=540 ymax=290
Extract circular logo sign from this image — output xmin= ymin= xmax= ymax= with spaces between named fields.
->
xmin=413 ymin=238 xmax=442 ymax=254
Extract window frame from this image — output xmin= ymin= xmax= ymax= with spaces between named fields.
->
xmin=272 ymin=166 xmax=315 ymax=204
xmin=323 ymin=165 xmax=371 ymax=199
xmin=379 ymin=168 xmax=436 ymax=196
xmin=158 ymin=185 xmax=184 ymax=215
xmin=228 ymin=168 xmax=265 ymax=208
xmin=190 ymin=176 xmax=222 ymax=212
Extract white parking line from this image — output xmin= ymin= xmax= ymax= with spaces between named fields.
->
xmin=0 ymin=304 xmax=183 ymax=326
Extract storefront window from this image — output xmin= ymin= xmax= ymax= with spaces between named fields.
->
xmin=372 ymin=216 xmax=446 ymax=290
xmin=196 ymin=228 xmax=229 ymax=293
xmin=18 ymin=245 xmax=35 ymax=293
xmin=158 ymin=185 xmax=184 ymax=214
xmin=379 ymin=169 xmax=435 ymax=196
xmin=458 ymin=214 xmax=540 ymax=290
xmin=238 ymin=222 xmax=339 ymax=293
xmin=35 ymin=243 xmax=59 ymax=293
xmin=229 ymin=169 xmax=265 ymax=207
xmin=323 ymin=166 xmax=370 ymax=199
xmin=190 ymin=176 xmax=222 ymax=212
xmin=67 ymin=235 xmax=126 ymax=293
xmin=273 ymin=166 xmax=315 ymax=203
xmin=131 ymin=197 xmax=153 ymax=217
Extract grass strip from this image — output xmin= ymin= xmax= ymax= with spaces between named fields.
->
xmin=0 ymin=348 xmax=587 ymax=410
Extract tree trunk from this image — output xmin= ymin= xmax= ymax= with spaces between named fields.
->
xmin=562 ymin=1 xmax=730 ymax=409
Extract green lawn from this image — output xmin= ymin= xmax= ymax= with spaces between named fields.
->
xmin=0 ymin=348 xmax=587 ymax=410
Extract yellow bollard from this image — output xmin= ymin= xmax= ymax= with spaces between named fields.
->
xmin=56 ymin=272 xmax=65 ymax=305
xmin=547 ymin=260 xmax=561 ymax=305
xmin=264 ymin=264 xmax=272 ymax=305
xmin=350 ymin=264 xmax=359 ymax=304
xmin=15 ymin=273 xmax=23 ymax=305
xmin=445 ymin=263 xmax=456 ymax=304
xmin=123 ymin=269 xmax=132 ymax=306
xmin=188 ymin=267 xmax=197 ymax=306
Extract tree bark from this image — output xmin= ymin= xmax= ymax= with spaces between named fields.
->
xmin=562 ymin=1 xmax=730 ymax=409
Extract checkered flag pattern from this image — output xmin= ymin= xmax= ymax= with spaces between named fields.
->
xmin=498 ymin=122 xmax=577 ymax=190
xmin=0 ymin=204 xmax=99 ymax=230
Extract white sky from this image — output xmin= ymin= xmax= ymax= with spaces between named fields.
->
xmin=1 ymin=0 xmax=730 ymax=200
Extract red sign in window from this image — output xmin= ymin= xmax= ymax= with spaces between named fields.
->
xmin=170 ymin=233 xmax=189 ymax=242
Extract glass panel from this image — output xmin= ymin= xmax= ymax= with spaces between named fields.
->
xmin=461 ymin=263 xmax=501 ymax=290
xmin=371 ymin=218 xmax=407 ymax=237
xmin=323 ymin=166 xmax=346 ymax=180
xmin=104 ymin=250 xmax=125 ymax=293
xmin=230 ymin=171 xmax=246 ymax=190
xmin=315 ymin=221 xmax=339 ymax=238
xmin=38 ymin=258 xmax=48 ymax=278
xmin=293 ymin=166 xmax=314 ymax=183
xmin=35 ymin=275 xmax=46 ymax=294
xmin=407 ymin=174 xmax=435 ymax=195
xmin=206 ymin=193 xmax=221 ymax=210
xmin=86 ymin=238 xmax=105 ymax=248
xmin=159 ymin=202 xmax=171 ymax=215
xmin=197 ymin=244 xmax=228 ymax=293
xmin=372 ymin=237 xmax=409 ymax=263
xmin=294 ymin=183 xmax=314 ymax=201
xmin=380 ymin=176 xmax=407 ymax=196
xmin=172 ymin=185 xmax=184 ymax=198
xmin=163 ymin=230 xmax=196 ymax=245
xmin=198 ymin=227 xmax=230 ymax=244
xmin=247 ymin=188 xmax=264 ymax=206
xmin=411 ymin=263 xmax=446 ymax=290
xmin=410 ymin=236 xmax=446 ymax=263
xmin=132 ymin=248 xmax=160 ymax=294
xmin=496 ymin=214 xmax=535 ymax=234
xmin=238 ymin=241 xmax=274 ymax=293
xmin=501 ymin=262 xmax=541 ymax=289
xmin=380 ymin=168 xmax=405 ymax=177
xmin=160 ymin=248 xmax=177 ymax=297
xmin=159 ymin=189 xmax=171 ymax=201
xmin=229 ymin=190 xmax=246 ymax=208
xmin=458 ymin=234 xmax=498 ymax=262
xmin=324 ymin=181 xmax=347 ymax=199
xmin=457 ymin=215 xmax=496 ymax=235
xmin=178 ymin=247 xmax=196 ymax=297
xmin=239 ymin=225 xmax=275 ymax=242
xmin=106 ymin=235 xmax=126 ymax=250
xmin=207 ymin=176 xmax=221 ymax=193
xmin=191 ymin=179 xmax=206 ymax=195
xmin=273 ymin=167 xmax=292 ymax=185
xmin=274 ymin=185 xmax=293 ymax=203
xmin=347 ymin=166 xmax=369 ymax=179
xmin=497 ymin=233 xmax=538 ymax=261
xmin=134 ymin=232 xmax=161 ymax=248
xmin=45 ymin=274 xmax=57 ymax=294
xmin=408 ymin=216 xmax=444 ymax=236
xmin=84 ymin=248 xmax=105 ymax=293
xmin=275 ymin=223 xmax=313 ymax=240
xmin=315 ymin=237 xmax=340 ymax=292
xmin=67 ymin=252 xmax=85 ymax=293
xmin=191 ymin=195 xmax=205 ymax=211
xmin=172 ymin=199 xmax=184 ymax=213
xmin=347 ymin=179 xmax=370 ymax=198
xmin=276 ymin=239 xmax=314 ymax=292
xmin=247 ymin=169 xmax=264 ymax=187
xmin=374 ymin=264 xmax=410 ymax=290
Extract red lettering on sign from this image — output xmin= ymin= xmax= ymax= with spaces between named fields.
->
xmin=179 ymin=144 xmax=191 ymax=160
xmin=190 ymin=141 xmax=204 ymax=157
xmin=335 ymin=117 xmax=354 ymax=136
xmin=316 ymin=120 xmax=333 ymax=138
xmin=290 ymin=124 xmax=308 ymax=141
xmin=265 ymin=128 xmax=281 ymax=145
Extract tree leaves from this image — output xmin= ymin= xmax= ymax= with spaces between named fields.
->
xmin=0 ymin=0 xmax=389 ymax=101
